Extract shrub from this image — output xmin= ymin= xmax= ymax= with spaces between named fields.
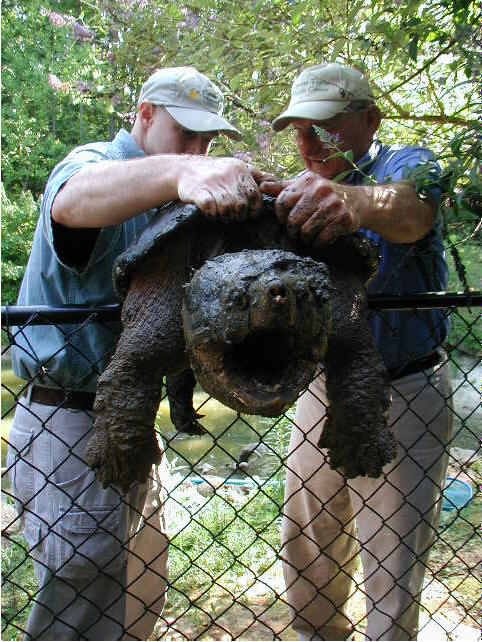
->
xmin=1 ymin=186 xmax=39 ymax=305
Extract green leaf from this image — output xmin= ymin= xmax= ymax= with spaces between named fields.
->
xmin=344 ymin=150 xmax=354 ymax=163
xmin=408 ymin=35 xmax=419 ymax=61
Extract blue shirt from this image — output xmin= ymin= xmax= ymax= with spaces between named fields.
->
xmin=347 ymin=140 xmax=449 ymax=370
xmin=13 ymin=130 xmax=155 ymax=392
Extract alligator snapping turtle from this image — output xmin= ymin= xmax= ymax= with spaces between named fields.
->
xmin=86 ymin=196 xmax=394 ymax=492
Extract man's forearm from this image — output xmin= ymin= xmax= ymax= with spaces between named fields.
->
xmin=336 ymin=181 xmax=436 ymax=244
xmin=52 ymin=154 xmax=264 ymax=228
xmin=51 ymin=155 xmax=187 ymax=228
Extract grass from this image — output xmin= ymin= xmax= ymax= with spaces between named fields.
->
xmin=1 ymin=534 xmax=38 ymax=641
xmin=427 ymin=459 xmax=481 ymax=621
xmin=445 ymin=238 xmax=481 ymax=356
xmin=158 ymin=463 xmax=295 ymax=639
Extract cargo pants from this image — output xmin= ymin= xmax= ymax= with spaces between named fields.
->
xmin=6 ymin=397 xmax=169 ymax=641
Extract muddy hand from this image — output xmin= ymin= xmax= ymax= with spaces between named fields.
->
xmin=261 ymin=171 xmax=360 ymax=246
xmin=178 ymin=157 xmax=262 ymax=222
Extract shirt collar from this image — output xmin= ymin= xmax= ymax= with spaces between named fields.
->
xmin=112 ymin=129 xmax=146 ymax=159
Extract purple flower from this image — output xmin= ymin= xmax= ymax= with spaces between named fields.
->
xmin=234 ymin=151 xmax=253 ymax=164
xmin=178 ymin=9 xmax=200 ymax=30
xmin=48 ymin=12 xmax=67 ymax=27
xmin=257 ymin=133 xmax=270 ymax=152
xmin=76 ymin=81 xmax=93 ymax=94
xmin=49 ymin=73 xmax=69 ymax=93
xmin=111 ymin=93 xmax=122 ymax=107
xmin=73 ymin=22 xmax=94 ymax=42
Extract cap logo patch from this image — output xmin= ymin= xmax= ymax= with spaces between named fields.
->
xmin=202 ymin=86 xmax=222 ymax=112
xmin=292 ymin=76 xmax=331 ymax=96
xmin=190 ymin=89 xmax=200 ymax=100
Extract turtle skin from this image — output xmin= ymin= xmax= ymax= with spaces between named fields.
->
xmin=85 ymin=196 xmax=395 ymax=493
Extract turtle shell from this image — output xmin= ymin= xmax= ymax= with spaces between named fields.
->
xmin=113 ymin=201 xmax=200 ymax=299
xmin=312 ymin=233 xmax=380 ymax=285
xmin=113 ymin=195 xmax=380 ymax=300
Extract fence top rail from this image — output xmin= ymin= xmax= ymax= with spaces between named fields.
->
xmin=1 ymin=292 xmax=481 ymax=327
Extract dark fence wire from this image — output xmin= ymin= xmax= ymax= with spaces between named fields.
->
xmin=1 ymin=297 xmax=480 ymax=640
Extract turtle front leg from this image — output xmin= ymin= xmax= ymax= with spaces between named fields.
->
xmin=320 ymin=334 xmax=394 ymax=478
xmin=86 ymin=252 xmax=189 ymax=493
xmin=85 ymin=330 xmax=164 ymax=494
xmin=318 ymin=272 xmax=395 ymax=478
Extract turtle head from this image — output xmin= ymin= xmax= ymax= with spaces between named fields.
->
xmin=182 ymin=249 xmax=332 ymax=416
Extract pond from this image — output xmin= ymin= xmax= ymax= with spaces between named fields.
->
xmin=2 ymin=353 xmax=481 ymax=482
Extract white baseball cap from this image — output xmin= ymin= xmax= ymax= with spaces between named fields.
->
xmin=272 ymin=63 xmax=375 ymax=131
xmin=138 ymin=67 xmax=242 ymax=140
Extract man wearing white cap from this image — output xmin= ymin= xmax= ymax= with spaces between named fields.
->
xmin=261 ymin=63 xmax=453 ymax=640
xmin=8 ymin=66 xmax=262 ymax=640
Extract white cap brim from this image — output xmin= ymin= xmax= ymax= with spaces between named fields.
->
xmin=166 ymin=105 xmax=242 ymax=141
xmin=272 ymin=100 xmax=350 ymax=131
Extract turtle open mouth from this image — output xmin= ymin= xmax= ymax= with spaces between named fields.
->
xmin=182 ymin=248 xmax=331 ymax=416
xmin=224 ymin=329 xmax=294 ymax=386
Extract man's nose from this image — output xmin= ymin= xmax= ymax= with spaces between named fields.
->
xmin=297 ymin=130 xmax=321 ymax=156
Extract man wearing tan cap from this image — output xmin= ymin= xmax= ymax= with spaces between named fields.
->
xmin=8 ymin=66 xmax=263 ymax=640
xmin=261 ymin=63 xmax=452 ymax=640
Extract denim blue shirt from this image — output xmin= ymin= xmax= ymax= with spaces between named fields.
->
xmin=347 ymin=140 xmax=449 ymax=370
xmin=13 ymin=130 xmax=155 ymax=392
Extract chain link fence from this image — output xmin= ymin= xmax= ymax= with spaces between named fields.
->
xmin=1 ymin=297 xmax=480 ymax=641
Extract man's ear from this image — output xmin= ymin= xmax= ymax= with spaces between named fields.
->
xmin=138 ymin=102 xmax=157 ymax=128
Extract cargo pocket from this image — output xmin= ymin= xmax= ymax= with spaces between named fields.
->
xmin=56 ymin=506 xmax=126 ymax=580
xmin=6 ymin=426 xmax=35 ymax=513
xmin=23 ymin=518 xmax=46 ymax=578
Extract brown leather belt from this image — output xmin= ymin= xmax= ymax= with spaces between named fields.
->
xmin=388 ymin=351 xmax=442 ymax=381
xmin=30 ymin=386 xmax=96 ymax=411
xmin=29 ymin=353 xmax=442 ymax=408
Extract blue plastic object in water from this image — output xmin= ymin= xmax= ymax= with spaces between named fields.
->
xmin=442 ymin=477 xmax=474 ymax=512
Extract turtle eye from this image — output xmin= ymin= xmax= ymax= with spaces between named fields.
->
xmin=231 ymin=290 xmax=250 ymax=309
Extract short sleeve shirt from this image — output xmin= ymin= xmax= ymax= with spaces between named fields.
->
xmin=12 ymin=130 xmax=155 ymax=392
xmin=347 ymin=140 xmax=449 ymax=370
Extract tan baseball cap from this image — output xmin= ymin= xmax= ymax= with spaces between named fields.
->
xmin=138 ymin=67 xmax=242 ymax=140
xmin=272 ymin=63 xmax=375 ymax=131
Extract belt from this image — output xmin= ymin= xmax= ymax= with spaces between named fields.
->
xmin=30 ymin=386 xmax=96 ymax=411
xmin=388 ymin=351 xmax=442 ymax=381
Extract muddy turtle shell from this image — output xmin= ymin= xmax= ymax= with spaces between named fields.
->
xmin=113 ymin=195 xmax=380 ymax=300
xmin=113 ymin=201 xmax=200 ymax=299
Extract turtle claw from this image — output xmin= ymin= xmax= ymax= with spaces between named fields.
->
xmin=86 ymin=422 xmax=162 ymax=494
xmin=318 ymin=418 xmax=397 ymax=478
xmin=177 ymin=416 xmax=207 ymax=436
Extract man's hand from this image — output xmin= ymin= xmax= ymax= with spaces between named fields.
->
xmin=259 ymin=171 xmax=360 ymax=246
xmin=177 ymin=157 xmax=263 ymax=222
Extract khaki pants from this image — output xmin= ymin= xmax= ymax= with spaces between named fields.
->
xmin=7 ymin=399 xmax=169 ymax=641
xmin=281 ymin=360 xmax=453 ymax=641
